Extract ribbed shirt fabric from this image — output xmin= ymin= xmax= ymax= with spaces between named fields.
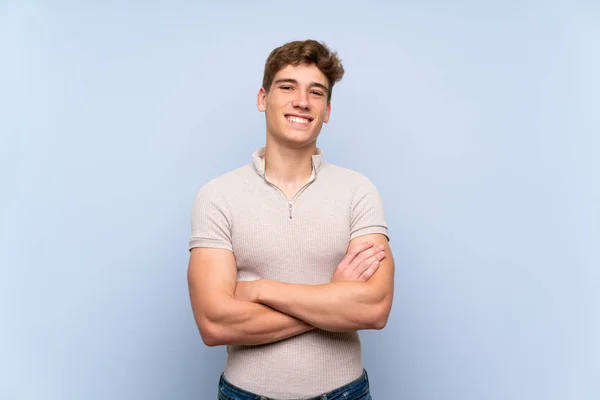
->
xmin=189 ymin=146 xmax=389 ymax=399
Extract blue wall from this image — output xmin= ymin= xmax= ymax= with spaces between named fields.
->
xmin=1 ymin=1 xmax=598 ymax=399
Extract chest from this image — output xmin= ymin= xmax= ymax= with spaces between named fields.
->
xmin=230 ymin=187 xmax=352 ymax=284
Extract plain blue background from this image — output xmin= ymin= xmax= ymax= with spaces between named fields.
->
xmin=1 ymin=1 xmax=598 ymax=399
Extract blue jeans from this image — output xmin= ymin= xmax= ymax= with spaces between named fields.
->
xmin=218 ymin=369 xmax=372 ymax=400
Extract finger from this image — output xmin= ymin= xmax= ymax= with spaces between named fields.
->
xmin=351 ymin=248 xmax=384 ymax=270
xmin=352 ymin=241 xmax=374 ymax=255
xmin=359 ymin=260 xmax=381 ymax=281
xmin=344 ymin=241 xmax=374 ymax=263
xmin=353 ymin=255 xmax=374 ymax=277
xmin=355 ymin=252 xmax=385 ymax=277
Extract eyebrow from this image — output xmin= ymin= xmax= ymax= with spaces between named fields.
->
xmin=274 ymin=78 xmax=329 ymax=92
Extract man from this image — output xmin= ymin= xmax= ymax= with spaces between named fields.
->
xmin=187 ymin=39 xmax=394 ymax=400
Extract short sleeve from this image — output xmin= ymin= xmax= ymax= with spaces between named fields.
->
xmin=349 ymin=176 xmax=390 ymax=242
xmin=188 ymin=183 xmax=233 ymax=252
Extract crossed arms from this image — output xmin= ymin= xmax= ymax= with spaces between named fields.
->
xmin=187 ymin=233 xmax=394 ymax=347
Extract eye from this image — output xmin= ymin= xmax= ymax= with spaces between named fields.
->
xmin=311 ymin=91 xmax=324 ymax=97
xmin=280 ymin=85 xmax=293 ymax=91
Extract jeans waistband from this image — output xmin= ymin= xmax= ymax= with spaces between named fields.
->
xmin=218 ymin=369 xmax=369 ymax=400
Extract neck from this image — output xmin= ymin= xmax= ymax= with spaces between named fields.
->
xmin=263 ymin=136 xmax=317 ymax=185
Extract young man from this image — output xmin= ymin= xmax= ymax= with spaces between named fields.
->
xmin=187 ymin=40 xmax=394 ymax=400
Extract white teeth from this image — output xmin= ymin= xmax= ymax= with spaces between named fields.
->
xmin=287 ymin=116 xmax=310 ymax=124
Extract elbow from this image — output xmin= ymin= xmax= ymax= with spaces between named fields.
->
xmin=371 ymin=313 xmax=389 ymax=330
xmin=192 ymin=301 xmax=237 ymax=347
xmin=367 ymin=299 xmax=392 ymax=330
xmin=192 ymin=299 xmax=242 ymax=346
xmin=201 ymin=331 xmax=221 ymax=347
xmin=197 ymin=318 xmax=226 ymax=347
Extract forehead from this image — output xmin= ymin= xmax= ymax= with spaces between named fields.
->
xmin=274 ymin=63 xmax=328 ymax=87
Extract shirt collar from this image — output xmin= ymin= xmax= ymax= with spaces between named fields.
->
xmin=252 ymin=146 xmax=323 ymax=181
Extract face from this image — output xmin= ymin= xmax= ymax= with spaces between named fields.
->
xmin=257 ymin=63 xmax=331 ymax=148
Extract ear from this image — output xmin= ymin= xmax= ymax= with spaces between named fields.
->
xmin=323 ymin=102 xmax=331 ymax=123
xmin=257 ymin=88 xmax=267 ymax=112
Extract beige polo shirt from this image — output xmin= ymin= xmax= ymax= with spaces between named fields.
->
xmin=189 ymin=146 xmax=389 ymax=399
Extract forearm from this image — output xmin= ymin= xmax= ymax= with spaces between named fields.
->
xmin=256 ymin=280 xmax=391 ymax=332
xmin=200 ymin=298 xmax=314 ymax=346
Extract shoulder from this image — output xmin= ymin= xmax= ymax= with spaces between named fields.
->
xmin=323 ymin=163 xmax=389 ymax=240
xmin=194 ymin=163 xmax=255 ymax=199
xmin=190 ymin=164 xmax=256 ymax=223
xmin=319 ymin=162 xmax=381 ymax=192
xmin=319 ymin=163 xmax=386 ymax=216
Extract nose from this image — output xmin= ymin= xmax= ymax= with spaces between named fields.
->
xmin=291 ymin=90 xmax=309 ymax=109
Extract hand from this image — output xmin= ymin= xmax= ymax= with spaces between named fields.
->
xmin=234 ymin=280 xmax=261 ymax=303
xmin=331 ymin=241 xmax=386 ymax=283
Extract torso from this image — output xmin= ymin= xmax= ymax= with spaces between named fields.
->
xmin=199 ymin=159 xmax=385 ymax=399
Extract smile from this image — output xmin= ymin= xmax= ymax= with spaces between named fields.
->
xmin=286 ymin=115 xmax=312 ymax=124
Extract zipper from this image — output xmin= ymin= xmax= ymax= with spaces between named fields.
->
xmin=265 ymin=174 xmax=315 ymax=220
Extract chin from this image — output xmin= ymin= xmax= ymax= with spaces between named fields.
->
xmin=275 ymin=132 xmax=318 ymax=148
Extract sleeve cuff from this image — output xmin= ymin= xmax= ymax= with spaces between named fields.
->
xmin=350 ymin=226 xmax=390 ymax=242
xmin=188 ymin=237 xmax=233 ymax=252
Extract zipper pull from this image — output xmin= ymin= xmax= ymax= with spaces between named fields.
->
xmin=288 ymin=203 xmax=292 ymax=219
